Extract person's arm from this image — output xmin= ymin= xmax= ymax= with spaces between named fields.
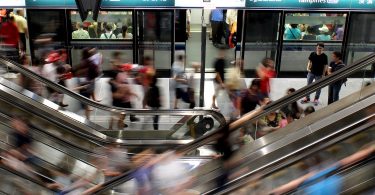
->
xmin=24 ymin=27 xmax=29 ymax=39
xmin=323 ymin=64 xmax=328 ymax=76
xmin=307 ymin=60 xmax=312 ymax=72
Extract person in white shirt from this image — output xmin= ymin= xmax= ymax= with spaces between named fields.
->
xmin=100 ymin=23 xmax=116 ymax=39
xmin=42 ymin=52 xmax=68 ymax=107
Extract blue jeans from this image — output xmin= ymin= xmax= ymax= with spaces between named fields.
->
xmin=329 ymin=83 xmax=342 ymax=103
xmin=306 ymin=72 xmax=322 ymax=100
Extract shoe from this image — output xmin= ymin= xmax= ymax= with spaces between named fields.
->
xmin=211 ymin=105 xmax=219 ymax=109
xmin=130 ymin=117 xmax=140 ymax=122
xmin=313 ymin=99 xmax=319 ymax=106
xmin=59 ymin=103 xmax=69 ymax=107
xmin=300 ymin=98 xmax=310 ymax=104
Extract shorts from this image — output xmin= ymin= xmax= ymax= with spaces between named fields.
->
xmin=113 ymin=100 xmax=132 ymax=109
xmin=175 ymin=88 xmax=185 ymax=99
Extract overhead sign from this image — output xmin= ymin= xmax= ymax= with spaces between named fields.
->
xmin=101 ymin=0 xmax=175 ymax=7
xmin=25 ymin=0 xmax=76 ymax=7
xmin=0 ymin=0 xmax=26 ymax=7
xmin=175 ymin=0 xmax=246 ymax=7
xmin=246 ymin=0 xmax=375 ymax=9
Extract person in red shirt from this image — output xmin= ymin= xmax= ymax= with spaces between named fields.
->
xmin=0 ymin=16 xmax=19 ymax=47
xmin=0 ymin=16 xmax=20 ymax=62
xmin=256 ymin=58 xmax=276 ymax=98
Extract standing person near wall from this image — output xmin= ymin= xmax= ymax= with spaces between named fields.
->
xmin=301 ymin=42 xmax=328 ymax=106
xmin=225 ymin=9 xmax=237 ymax=47
xmin=0 ymin=16 xmax=19 ymax=62
xmin=13 ymin=9 xmax=28 ymax=54
xmin=210 ymin=9 xmax=224 ymax=48
xmin=327 ymin=51 xmax=346 ymax=104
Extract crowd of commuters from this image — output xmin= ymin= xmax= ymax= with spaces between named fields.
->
xmin=71 ymin=22 xmax=133 ymax=40
xmin=284 ymin=19 xmax=345 ymax=41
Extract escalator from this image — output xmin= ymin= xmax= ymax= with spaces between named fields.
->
xmin=212 ymin=118 xmax=375 ymax=195
xmin=0 ymin=110 xmax=211 ymax=194
xmin=82 ymin=53 xmax=375 ymax=194
xmin=0 ymin=52 xmax=374 ymax=193
xmin=0 ymin=55 xmax=227 ymax=142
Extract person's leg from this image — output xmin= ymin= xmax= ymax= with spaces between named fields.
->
xmin=328 ymin=85 xmax=334 ymax=105
xmin=217 ymin=21 xmax=224 ymax=44
xmin=19 ymin=33 xmax=26 ymax=53
xmin=304 ymin=73 xmax=315 ymax=101
xmin=174 ymin=88 xmax=182 ymax=109
xmin=153 ymin=114 xmax=159 ymax=130
xmin=212 ymin=83 xmax=220 ymax=109
xmin=128 ymin=102 xmax=139 ymax=122
xmin=118 ymin=113 xmax=126 ymax=129
xmin=211 ymin=21 xmax=219 ymax=44
xmin=314 ymin=75 xmax=322 ymax=100
xmin=332 ymin=83 xmax=342 ymax=103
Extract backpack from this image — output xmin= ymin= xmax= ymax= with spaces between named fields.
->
xmin=104 ymin=33 xmax=115 ymax=39
xmin=335 ymin=63 xmax=347 ymax=85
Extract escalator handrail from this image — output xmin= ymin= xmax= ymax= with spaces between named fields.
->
xmin=0 ymin=157 xmax=58 ymax=193
xmin=0 ymin=56 xmax=226 ymax=125
xmin=289 ymin=154 xmax=375 ymax=195
xmin=207 ymin=115 xmax=375 ymax=195
xmin=89 ymin=53 xmax=375 ymax=194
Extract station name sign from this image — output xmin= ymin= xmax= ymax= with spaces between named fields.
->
xmin=246 ymin=0 xmax=375 ymax=9
xmin=101 ymin=0 xmax=175 ymax=7
xmin=21 ymin=0 xmax=375 ymax=9
xmin=24 ymin=0 xmax=76 ymax=7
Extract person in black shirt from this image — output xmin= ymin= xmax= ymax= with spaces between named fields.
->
xmin=328 ymin=51 xmax=346 ymax=104
xmin=301 ymin=42 xmax=328 ymax=106
xmin=212 ymin=49 xmax=227 ymax=109
xmin=145 ymin=76 xmax=161 ymax=130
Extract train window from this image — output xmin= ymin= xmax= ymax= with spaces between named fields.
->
xmin=283 ymin=13 xmax=347 ymax=41
xmin=279 ymin=12 xmax=347 ymax=75
xmin=243 ymin=11 xmax=281 ymax=74
xmin=70 ymin=11 xmax=133 ymax=40
xmin=346 ymin=13 xmax=375 ymax=65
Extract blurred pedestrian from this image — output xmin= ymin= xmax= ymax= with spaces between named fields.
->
xmin=19 ymin=55 xmax=43 ymax=96
xmin=172 ymin=54 xmax=194 ymax=109
xmin=304 ymin=106 xmax=316 ymax=117
xmin=74 ymin=48 xmax=100 ymax=119
xmin=42 ymin=51 xmax=68 ymax=107
xmin=144 ymin=75 xmax=161 ymax=130
xmin=108 ymin=70 xmax=139 ymax=129
xmin=212 ymin=49 xmax=227 ymax=109
xmin=256 ymin=57 xmax=276 ymax=98
xmin=240 ymin=79 xmax=261 ymax=116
